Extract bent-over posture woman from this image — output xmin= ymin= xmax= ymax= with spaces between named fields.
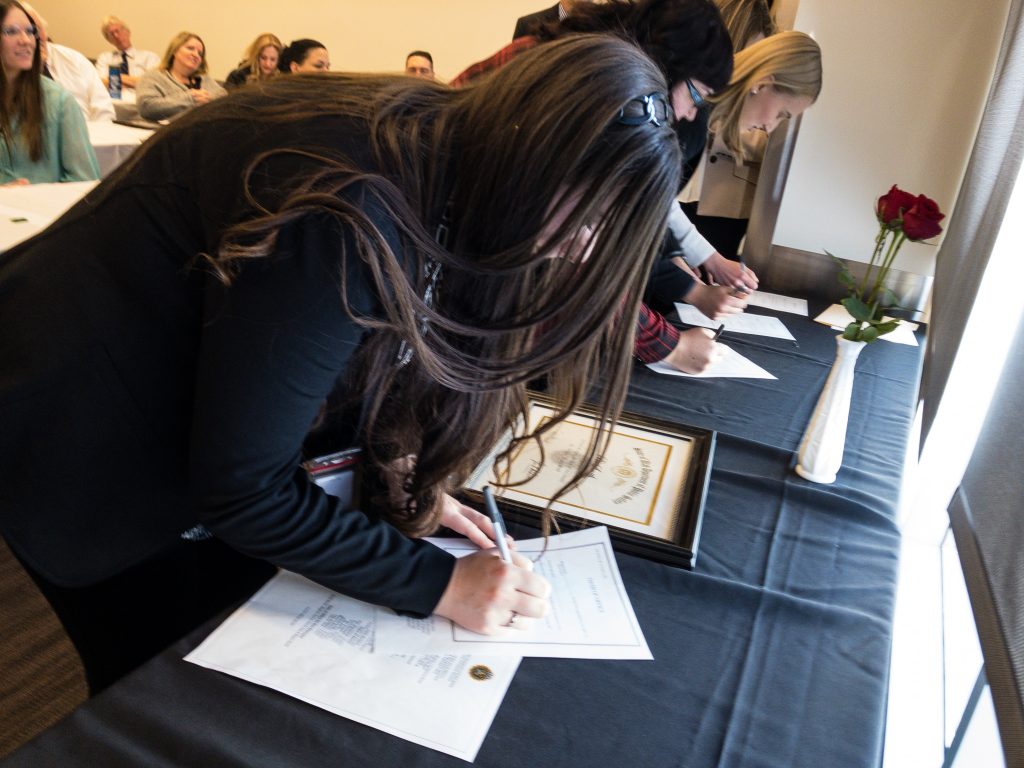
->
xmin=0 ymin=35 xmax=681 ymax=693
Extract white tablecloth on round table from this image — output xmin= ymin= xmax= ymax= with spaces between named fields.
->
xmin=87 ymin=121 xmax=154 ymax=177
xmin=0 ymin=180 xmax=99 ymax=252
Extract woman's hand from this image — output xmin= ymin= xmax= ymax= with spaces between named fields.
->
xmin=191 ymin=89 xmax=214 ymax=105
xmin=433 ymin=549 xmax=551 ymax=634
xmin=438 ymin=493 xmax=513 ymax=551
xmin=684 ymin=283 xmax=747 ymax=320
xmin=663 ymin=327 xmax=724 ymax=374
xmin=704 ymin=251 xmax=759 ymax=292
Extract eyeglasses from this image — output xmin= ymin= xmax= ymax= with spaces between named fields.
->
xmin=617 ymin=92 xmax=673 ymax=127
xmin=685 ymin=79 xmax=706 ymax=109
xmin=1 ymin=24 xmax=38 ymax=39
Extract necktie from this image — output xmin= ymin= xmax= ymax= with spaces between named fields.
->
xmin=120 ymin=51 xmax=129 ymax=74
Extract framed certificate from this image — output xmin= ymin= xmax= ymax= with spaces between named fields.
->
xmin=464 ymin=396 xmax=715 ymax=568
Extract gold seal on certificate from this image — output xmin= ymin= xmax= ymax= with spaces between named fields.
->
xmin=469 ymin=665 xmax=494 ymax=681
xmin=465 ymin=396 xmax=715 ymax=568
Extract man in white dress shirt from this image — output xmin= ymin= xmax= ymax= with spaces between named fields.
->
xmin=23 ymin=3 xmax=115 ymax=123
xmin=95 ymin=16 xmax=159 ymax=91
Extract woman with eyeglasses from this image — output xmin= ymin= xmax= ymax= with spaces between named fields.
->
xmin=452 ymin=0 xmax=754 ymax=373
xmin=677 ymin=0 xmax=780 ymax=263
xmin=0 ymin=0 xmax=98 ymax=185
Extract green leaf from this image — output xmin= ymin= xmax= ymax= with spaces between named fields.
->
xmin=874 ymin=320 xmax=900 ymax=335
xmin=842 ymin=321 xmax=862 ymax=341
xmin=876 ymin=287 xmax=899 ymax=309
xmin=841 ymin=296 xmax=873 ymax=323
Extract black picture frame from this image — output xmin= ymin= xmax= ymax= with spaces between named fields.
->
xmin=462 ymin=395 xmax=715 ymax=569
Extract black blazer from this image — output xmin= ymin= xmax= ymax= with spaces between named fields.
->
xmin=0 ymin=87 xmax=453 ymax=614
xmin=513 ymin=3 xmax=561 ymax=40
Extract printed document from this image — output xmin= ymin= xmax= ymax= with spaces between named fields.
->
xmin=375 ymin=527 xmax=652 ymax=660
xmin=185 ymin=571 xmax=519 ymax=762
xmin=746 ymin=290 xmax=809 ymax=316
xmin=675 ymin=303 xmax=796 ymax=341
xmin=646 ymin=344 xmax=776 ymax=379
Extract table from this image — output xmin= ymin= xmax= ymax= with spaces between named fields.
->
xmin=86 ymin=121 xmax=153 ymax=177
xmin=1 ymin=300 xmax=922 ymax=767
xmin=0 ymin=181 xmax=98 ymax=253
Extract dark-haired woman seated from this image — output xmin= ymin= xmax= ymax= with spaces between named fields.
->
xmin=0 ymin=35 xmax=682 ymax=694
xmin=136 ymin=31 xmax=225 ymax=121
xmin=0 ymin=0 xmax=98 ymax=184
xmin=279 ymin=38 xmax=330 ymax=73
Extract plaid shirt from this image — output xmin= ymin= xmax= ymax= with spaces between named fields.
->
xmin=451 ymin=36 xmax=678 ymax=365
xmin=635 ymin=304 xmax=679 ymax=363
xmin=449 ymin=37 xmax=539 ymax=88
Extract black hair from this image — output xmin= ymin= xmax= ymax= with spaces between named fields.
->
xmin=279 ymin=38 xmax=326 ymax=72
xmin=406 ymin=50 xmax=433 ymax=66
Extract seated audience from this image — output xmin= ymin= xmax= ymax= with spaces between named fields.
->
xmin=226 ymin=33 xmax=282 ymax=89
xmin=137 ymin=31 xmax=225 ymax=121
xmin=95 ymin=15 xmax=159 ymax=91
xmin=404 ymin=50 xmax=434 ymax=79
xmin=23 ymin=2 xmax=113 ymax=121
xmin=0 ymin=0 xmax=99 ymax=184
xmin=279 ymin=38 xmax=329 ymax=73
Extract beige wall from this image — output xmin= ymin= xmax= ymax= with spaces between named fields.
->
xmin=774 ymin=0 xmax=1010 ymax=276
xmin=37 ymin=1 xmax=551 ymax=83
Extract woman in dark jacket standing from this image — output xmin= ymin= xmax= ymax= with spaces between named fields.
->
xmin=0 ymin=35 xmax=682 ymax=693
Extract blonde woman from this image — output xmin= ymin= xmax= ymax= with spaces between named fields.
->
xmin=678 ymin=30 xmax=821 ymax=261
xmin=136 ymin=31 xmax=226 ymax=121
xmin=226 ymin=33 xmax=282 ymax=89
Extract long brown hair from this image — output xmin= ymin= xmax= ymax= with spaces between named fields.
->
xmin=0 ymin=0 xmax=44 ymax=162
xmin=159 ymin=35 xmax=681 ymax=536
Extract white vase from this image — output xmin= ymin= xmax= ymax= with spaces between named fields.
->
xmin=795 ymin=335 xmax=867 ymax=484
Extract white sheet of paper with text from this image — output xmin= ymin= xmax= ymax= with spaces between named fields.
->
xmin=185 ymin=571 xmax=519 ymax=762
xmin=646 ymin=344 xmax=776 ymax=379
xmin=675 ymin=302 xmax=796 ymax=341
xmin=746 ymin=290 xmax=809 ymax=316
xmin=374 ymin=527 xmax=652 ymax=660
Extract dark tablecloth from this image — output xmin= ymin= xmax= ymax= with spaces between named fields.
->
xmin=4 ymin=301 xmax=922 ymax=767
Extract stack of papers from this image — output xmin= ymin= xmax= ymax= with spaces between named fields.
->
xmin=186 ymin=526 xmax=648 ymax=762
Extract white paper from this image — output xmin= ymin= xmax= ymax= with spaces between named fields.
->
xmin=674 ymin=303 xmax=796 ymax=341
xmin=745 ymin=290 xmax=809 ymax=316
xmin=813 ymin=303 xmax=919 ymax=346
xmin=375 ymin=527 xmax=652 ymax=661
xmin=186 ymin=571 xmax=519 ymax=762
xmin=646 ymin=343 xmax=776 ymax=380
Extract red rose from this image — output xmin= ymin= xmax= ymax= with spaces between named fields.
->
xmin=876 ymin=185 xmax=917 ymax=227
xmin=902 ymin=195 xmax=945 ymax=241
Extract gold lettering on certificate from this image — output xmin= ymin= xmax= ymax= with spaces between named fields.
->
xmin=497 ymin=414 xmax=674 ymax=525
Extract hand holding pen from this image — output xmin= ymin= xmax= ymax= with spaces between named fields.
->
xmin=433 ymin=487 xmax=551 ymax=634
